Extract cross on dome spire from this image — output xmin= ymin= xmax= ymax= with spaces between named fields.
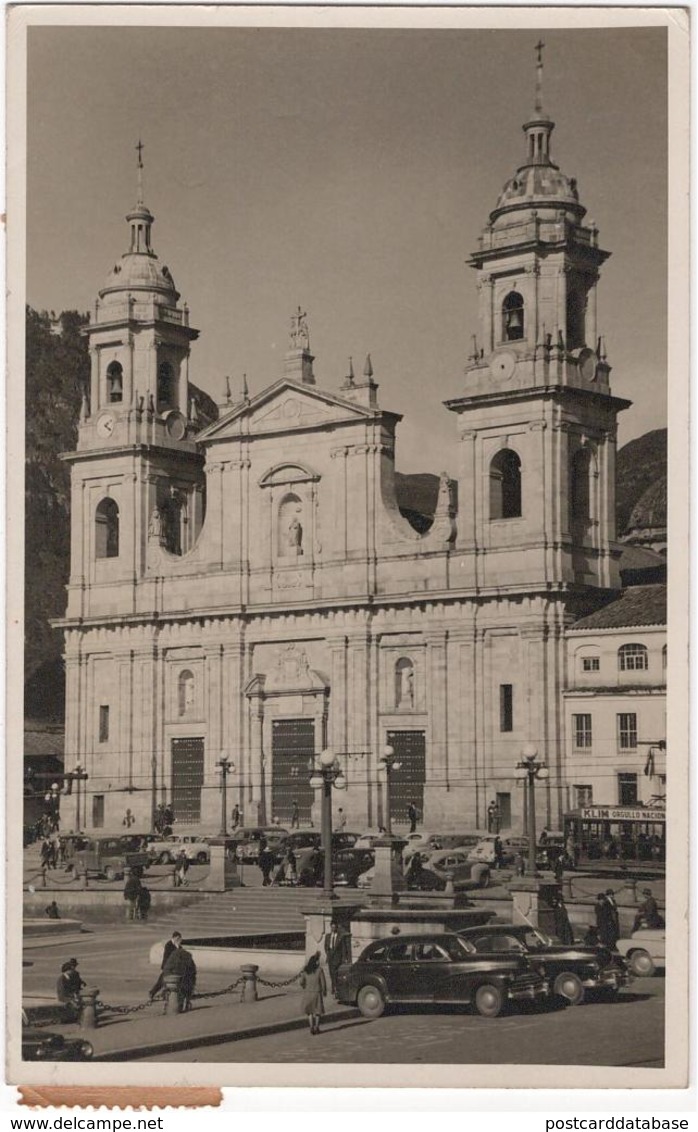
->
xmin=136 ymin=138 xmax=145 ymax=206
xmin=534 ymin=39 xmax=545 ymax=115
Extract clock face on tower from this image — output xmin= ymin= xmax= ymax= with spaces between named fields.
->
xmin=579 ymin=348 xmax=598 ymax=382
xmin=492 ymin=350 xmax=516 ymax=380
xmin=96 ymin=412 xmax=115 ymax=438
xmin=164 ymin=410 xmax=187 ymax=441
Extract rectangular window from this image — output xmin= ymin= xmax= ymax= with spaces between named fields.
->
xmin=582 ymin=657 xmax=600 ymax=672
xmin=499 ymin=684 xmax=513 ymax=732
xmin=617 ymin=713 xmax=638 ymax=750
xmin=98 ymin=705 xmax=110 ymax=743
xmin=618 ymin=772 xmax=638 ymax=806
xmin=574 ymin=784 xmax=593 ymax=807
xmin=92 ymin=795 xmax=105 ymax=828
xmin=573 ymin=714 xmax=592 ymax=749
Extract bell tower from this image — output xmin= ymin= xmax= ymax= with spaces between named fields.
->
xmin=447 ymin=44 xmax=630 ymax=591
xmin=64 ymin=144 xmax=206 ymax=619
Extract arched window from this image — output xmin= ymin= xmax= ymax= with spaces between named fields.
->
xmin=489 ymin=450 xmax=522 ymax=520
xmin=570 ymin=449 xmax=591 ymax=536
xmin=618 ymin=643 xmax=648 ymax=672
xmin=157 ymin=362 xmax=175 ymax=411
xmin=107 ymin=361 xmax=123 ymax=404
xmin=178 ymin=670 xmax=195 ymax=716
xmin=95 ymin=498 xmax=119 ymax=559
xmin=502 ymin=291 xmax=525 ymax=342
xmin=395 ymin=657 xmax=415 ymax=710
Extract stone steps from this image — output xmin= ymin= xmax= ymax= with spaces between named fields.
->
xmin=149 ymin=887 xmax=361 ymax=935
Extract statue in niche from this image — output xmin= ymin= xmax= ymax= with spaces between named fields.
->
xmin=148 ymin=507 xmax=164 ymax=542
xmin=396 ymin=659 xmax=415 ymax=709
xmin=288 ymin=515 xmax=303 ymax=555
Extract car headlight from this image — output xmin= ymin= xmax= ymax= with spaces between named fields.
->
xmin=80 ymin=1041 xmax=94 ymax=1059
xmin=33 ymin=1044 xmax=49 ymax=1059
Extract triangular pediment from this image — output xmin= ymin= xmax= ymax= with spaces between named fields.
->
xmin=196 ymin=379 xmax=378 ymax=444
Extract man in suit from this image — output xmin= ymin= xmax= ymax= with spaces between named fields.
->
xmin=162 ymin=936 xmax=197 ymax=1011
xmin=149 ymin=931 xmax=182 ymax=999
xmin=324 ymin=920 xmax=349 ymax=997
xmin=594 ymin=892 xmax=620 ymax=948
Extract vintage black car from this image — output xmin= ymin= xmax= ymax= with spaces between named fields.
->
xmin=458 ymin=924 xmax=630 ymax=1005
xmin=22 ymin=1024 xmax=93 ymax=1061
xmin=335 ymin=932 xmax=549 ymax=1019
xmin=333 ymin=848 xmax=376 ymax=887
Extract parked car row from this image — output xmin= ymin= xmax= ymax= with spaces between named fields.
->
xmin=336 ymin=923 xmax=636 ymax=1020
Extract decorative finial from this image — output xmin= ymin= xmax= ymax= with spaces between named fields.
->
xmin=136 ymin=138 xmax=145 ymax=205
xmin=347 ymin=356 xmax=355 ymax=385
xmin=534 ymin=40 xmax=545 ymax=115
xmin=363 ymin=353 xmax=373 ymax=379
xmin=242 ymin=373 xmax=250 ymax=402
xmin=224 ymin=375 xmax=231 ymax=404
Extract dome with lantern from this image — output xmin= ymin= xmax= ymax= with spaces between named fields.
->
xmin=99 ymin=199 xmax=180 ymax=303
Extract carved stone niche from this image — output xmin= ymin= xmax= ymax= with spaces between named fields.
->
xmin=259 ymin=462 xmax=321 ymax=564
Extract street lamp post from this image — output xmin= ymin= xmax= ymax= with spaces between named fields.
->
xmin=378 ymin=745 xmax=402 ymax=834
xmin=216 ymin=757 xmax=234 ymax=837
xmin=73 ymin=764 xmax=89 ymax=833
xmin=514 ymin=743 xmax=549 ymax=877
xmin=309 ymin=749 xmax=346 ymax=901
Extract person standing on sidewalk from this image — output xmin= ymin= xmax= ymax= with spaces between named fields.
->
xmin=258 ymin=842 xmax=275 ymax=887
xmin=291 ymin=801 xmax=300 ymax=829
xmin=123 ymin=870 xmax=142 ymax=921
xmin=163 ymin=937 xmax=197 ymax=1011
xmin=300 ymin=951 xmax=326 ymax=1035
xmin=56 ymin=958 xmax=85 ymax=1021
xmin=407 ymin=802 xmax=418 ymax=834
xmin=149 ymin=932 xmax=181 ymax=999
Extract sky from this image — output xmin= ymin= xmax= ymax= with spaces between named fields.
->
xmin=26 ymin=23 xmax=667 ymax=475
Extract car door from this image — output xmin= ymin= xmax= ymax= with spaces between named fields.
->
xmin=411 ymin=940 xmax=455 ymax=1001
xmin=382 ymin=941 xmax=422 ymax=999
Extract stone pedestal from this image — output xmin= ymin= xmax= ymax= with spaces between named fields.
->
xmin=369 ymin=838 xmax=406 ymax=906
xmin=509 ymin=877 xmax=562 ymax=934
xmin=203 ymin=838 xmax=242 ymax=891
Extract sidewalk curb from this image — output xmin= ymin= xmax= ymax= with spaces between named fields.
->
xmin=93 ymin=1006 xmax=360 ymax=1061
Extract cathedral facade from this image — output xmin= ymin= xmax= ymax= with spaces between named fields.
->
xmin=57 ymin=67 xmax=630 ymax=837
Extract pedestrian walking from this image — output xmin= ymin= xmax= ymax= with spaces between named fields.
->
xmin=123 ymin=869 xmax=142 ymax=921
xmin=174 ymin=850 xmax=189 ymax=888
xmin=300 ymin=951 xmax=327 ymax=1034
xmin=487 ymin=800 xmax=500 ymax=834
xmin=552 ymin=893 xmax=575 ymax=945
xmin=407 ymin=802 xmax=418 ymax=834
xmin=231 ymin=804 xmax=241 ymax=831
xmin=633 ymin=887 xmax=665 ymax=932
xmin=284 ymin=847 xmax=298 ymax=885
xmin=291 ymin=801 xmax=300 ymax=829
xmin=324 ymin=921 xmax=349 ymax=996
xmin=162 ymin=936 xmax=197 ymax=1011
xmin=258 ymin=843 xmax=275 ymax=887
xmin=553 ymin=853 xmax=565 ymax=883
xmin=493 ymin=836 xmax=505 ymax=870
xmin=514 ymin=849 xmax=526 ymax=877
xmin=406 ymin=851 xmax=424 ymax=889
xmin=149 ymin=931 xmax=182 ymax=999
xmin=336 ymin=807 xmax=347 ymax=832
xmin=45 ymin=900 xmax=60 ymax=919
xmin=594 ymin=893 xmax=618 ymax=948
xmin=583 ymin=924 xmax=600 ymax=947
xmin=136 ymin=884 xmax=151 ymax=922
xmin=56 ymin=958 xmax=85 ymax=1021
xmin=40 ymin=838 xmax=53 ymax=871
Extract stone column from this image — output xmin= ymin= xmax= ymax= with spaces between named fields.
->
xmin=424 ymin=630 xmax=448 ymax=826
xmin=248 ymin=688 xmax=265 ymax=827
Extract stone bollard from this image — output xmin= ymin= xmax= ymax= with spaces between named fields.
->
xmin=163 ymin=973 xmax=182 ymax=1014
xmin=443 ymin=871 xmax=455 ymax=898
xmin=171 ymin=868 xmax=178 ymax=889
xmin=562 ymin=875 xmax=574 ymax=901
xmin=79 ymin=987 xmax=100 ymax=1030
xmin=240 ymin=964 xmax=259 ymax=1003
xmin=81 ymin=869 xmax=89 ymax=890
xmin=40 ymin=869 xmax=47 ymax=888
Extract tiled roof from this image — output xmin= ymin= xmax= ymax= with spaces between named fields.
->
xmin=619 ymin=544 xmax=666 ymax=570
xmin=572 ymin=585 xmax=666 ymax=630
xmin=24 ymin=723 xmax=65 ymax=758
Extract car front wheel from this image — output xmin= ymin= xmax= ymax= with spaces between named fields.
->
xmin=628 ymin=949 xmax=656 ymax=978
xmin=357 ymin=984 xmax=385 ymax=1019
xmin=553 ymin=971 xmax=585 ymax=1005
xmin=474 ymin=983 xmax=504 ymax=1018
